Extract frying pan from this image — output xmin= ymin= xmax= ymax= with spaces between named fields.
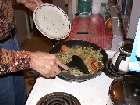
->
xmin=49 ymin=40 xmax=108 ymax=82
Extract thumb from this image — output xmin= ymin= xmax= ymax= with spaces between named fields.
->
xmin=34 ymin=0 xmax=43 ymax=7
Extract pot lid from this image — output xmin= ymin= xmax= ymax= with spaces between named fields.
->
xmin=33 ymin=3 xmax=71 ymax=39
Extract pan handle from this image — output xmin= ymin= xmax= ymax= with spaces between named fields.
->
xmin=26 ymin=70 xmax=40 ymax=77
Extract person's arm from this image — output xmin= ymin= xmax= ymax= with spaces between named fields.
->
xmin=0 ymin=48 xmax=69 ymax=77
xmin=0 ymin=48 xmax=30 ymax=75
xmin=16 ymin=0 xmax=43 ymax=11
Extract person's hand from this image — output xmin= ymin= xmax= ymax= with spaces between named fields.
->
xmin=17 ymin=0 xmax=43 ymax=11
xmin=29 ymin=51 xmax=69 ymax=78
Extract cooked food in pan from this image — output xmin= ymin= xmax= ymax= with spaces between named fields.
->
xmin=56 ymin=45 xmax=104 ymax=76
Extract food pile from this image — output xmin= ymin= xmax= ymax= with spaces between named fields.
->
xmin=56 ymin=45 xmax=104 ymax=76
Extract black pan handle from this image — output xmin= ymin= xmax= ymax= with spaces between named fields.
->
xmin=58 ymin=71 xmax=74 ymax=82
xmin=115 ymin=54 xmax=127 ymax=70
xmin=26 ymin=70 xmax=40 ymax=77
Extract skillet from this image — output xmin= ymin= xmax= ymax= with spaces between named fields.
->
xmin=49 ymin=40 xmax=108 ymax=82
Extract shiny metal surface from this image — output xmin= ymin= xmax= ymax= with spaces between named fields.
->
xmin=109 ymin=76 xmax=140 ymax=105
xmin=109 ymin=77 xmax=125 ymax=105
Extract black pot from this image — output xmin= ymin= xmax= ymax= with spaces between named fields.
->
xmin=49 ymin=40 xmax=108 ymax=82
xmin=108 ymin=76 xmax=140 ymax=105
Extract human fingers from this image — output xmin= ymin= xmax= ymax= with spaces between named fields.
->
xmin=37 ymin=66 xmax=54 ymax=78
xmin=34 ymin=0 xmax=43 ymax=7
xmin=41 ymin=67 xmax=59 ymax=78
xmin=55 ymin=57 xmax=69 ymax=71
xmin=43 ymin=70 xmax=51 ymax=78
xmin=42 ymin=60 xmax=61 ymax=77
xmin=37 ymin=61 xmax=59 ymax=78
xmin=52 ymin=63 xmax=61 ymax=75
xmin=41 ymin=70 xmax=52 ymax=78
xmin=24 ymin=3 xmax=36 ymax=11
xmin=23 ymin=0 xmax=43 ymax=11
xmin=18 ymin=0 xmax=35 ymax=4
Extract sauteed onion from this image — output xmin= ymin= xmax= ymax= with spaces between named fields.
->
xmin=56 ymin=45 xmax=104 ymax=76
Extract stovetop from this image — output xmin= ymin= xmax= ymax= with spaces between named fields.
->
xmin=26 ymin=50 xmax=116 ymax=105
xmin=26 ymin=73 xmax=113 ymax=105
xmin=37 ymin=92 xmax=81 ymax=105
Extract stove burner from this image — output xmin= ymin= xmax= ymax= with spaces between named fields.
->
xmin=37 ymin=92 xmax=81 ymax=105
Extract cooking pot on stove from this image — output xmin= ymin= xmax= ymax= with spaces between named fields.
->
xmin=111 ymin=39 xmax=133 ymax=73
xmin=50 ymin=40 xmax=108 ymax=82
xmin=26 ymin=40 xmax=108 ymax=82
xmin=107 ymin=75 xmax=140 ymax=105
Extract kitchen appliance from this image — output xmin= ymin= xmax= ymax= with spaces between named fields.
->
xmin=26 ymin=50 xmax=116 ymax=105
xmin=107 ymin=75 xmax=140 ymax=105
xmin=26 ymin=73 xmax=113 ymax=105
xmin=36 ymin=92 xmax=81 ymax=105
xmin=111 ymin=41 xmax=133 ymax=72
xmin=104 ymin=39 xmax=134 ymax=79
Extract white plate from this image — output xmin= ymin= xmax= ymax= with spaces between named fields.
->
xmin=33 ymin=3 xmax=71 ymax=39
